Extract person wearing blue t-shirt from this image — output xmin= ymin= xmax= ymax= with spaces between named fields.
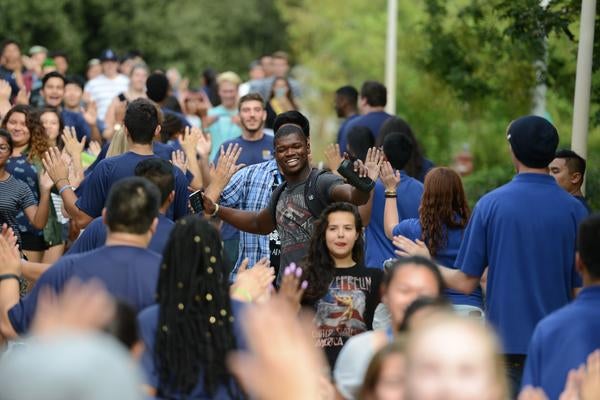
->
xmin=213 ymin=93 xmax=274 ymax=270
xmin=40 ymin=71 xmax=97 ymax=143
xmin=334 ymin=85 xmax=359 ymax=154
xmin=396 ymin=116 xmax=588 ymax=398
xmin=43 ymin=98 xmax=190 ymax=229
xmin=521 ymin=215 xmax=600 ymax=399
xmin=68 ymin=158 xmax=176 ymax=255
xmin=206 ymin=72 xmax=243 ymax=160
xmin=340 ymin=81 xmax=392 ymax=146
xmin=0 ymin=177 xmax=163 ymax=338
xmin=138 ymin=216 xmax=264 ymax=399
xmin=549 ymin=149 xmax=592 ymax=214
xmin=363 ymin=131 xmax=422 ymax=268
xmin=383 ymin=166 xmax=483 ymax=314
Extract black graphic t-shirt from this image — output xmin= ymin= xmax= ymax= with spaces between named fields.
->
xmin=312 ymin=264 xmax=383 ymax=368
xmin=268 ymin=173 xmax=343 ymax=280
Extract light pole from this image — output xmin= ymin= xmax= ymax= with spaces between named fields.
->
xmin=571 ymin=0 xmax=596 ymax=193
xmin=385 ymin=0 xmax=398 ymax=115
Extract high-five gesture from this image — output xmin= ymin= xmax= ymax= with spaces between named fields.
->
xmin=324 ymin=143 xmax=343 ymax=173
xmin=363 ymin=147 xmax=383 ymax=182
xmin=204 ymin=143 xmax=244 ymax=201
xmin=62 ymin=126 xmax=86 ymax=158
xmin=42 ymin=147 xmax=69 ymax=185
xmin=380 ymin=160 xmax=401 ymax=192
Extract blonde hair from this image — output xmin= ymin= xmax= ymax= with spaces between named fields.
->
xmin=106 ymin=127 xmax=129 ymax=158
xmin=406 ymin=313 xmax=508 ymax=400
xmin=216 ymin=71 xmax=241 ymax=87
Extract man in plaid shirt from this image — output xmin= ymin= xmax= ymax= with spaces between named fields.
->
xmin=219 ymin=158 xmax=281 ymax=281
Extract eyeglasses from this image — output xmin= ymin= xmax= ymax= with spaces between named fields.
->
xmin=0 ymin=145 xmax=11 ymax=153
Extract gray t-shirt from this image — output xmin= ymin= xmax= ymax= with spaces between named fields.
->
xmin=268 ymin=172 xmax=343 ymax=276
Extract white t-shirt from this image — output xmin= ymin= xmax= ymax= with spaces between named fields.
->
xmin=84 ymin=74 xmax=129 ymax=122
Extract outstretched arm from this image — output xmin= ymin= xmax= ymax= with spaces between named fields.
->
xmin=331 ymin=148 xmax=382 ymax=206
xmin=380 ymin=161 xmax=401 ymax=239
xmin=203 ymin=196 xmax=275 ymax=235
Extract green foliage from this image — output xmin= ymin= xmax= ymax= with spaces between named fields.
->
xmin=0 ymin=0 xmax=288 ymax=80
xmin=462 ymin=164 xmax=514 ymax=209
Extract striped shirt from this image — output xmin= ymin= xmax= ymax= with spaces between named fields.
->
xmin=84 ymin=74 xmax=129 ymax=121
xmin=0 ymin=175 xmax=37 ymax=244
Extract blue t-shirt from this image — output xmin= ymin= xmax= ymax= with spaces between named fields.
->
xmin=61 ymin=109 xmax=91 ymax=142
xmin=365 ymin=173 xmax=423 ymax=268
xmin=337 ymin=114 xmax=359 ymax=154
xmin=207 ymin=105 xmax=242 ymax=160
xmin=392 ymin=218 xmax=482 ymax=308
xmin=161 ymin=107 xmax=191 ymax=128
xmin=67 ymin=214 xmax=174 ymax=256
xmin=342 ymin=111 xmax=392 ymax=142
xmin=8 ymin=245 xmax=161 ymax=334
xmin=522 ymin=286 xmax=600 ymax=400
xmin=455 ymin=173 xmax=588 ymax=354
xmin=137 ymin=300 xmax=246 ymax=399
xmin=214 ymin=134 xmax=275 ymax=241
xmin=75 ymin=152 xmax=189 ymax=221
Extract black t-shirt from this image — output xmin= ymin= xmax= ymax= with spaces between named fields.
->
xmin=268 ymin=172 xmax=343 ymax=279
xmin=311 ymin=264 xmax=383 ymax=368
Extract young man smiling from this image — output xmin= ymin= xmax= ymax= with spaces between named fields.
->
xmin=203 ymin=115 xmax=381 ymax=279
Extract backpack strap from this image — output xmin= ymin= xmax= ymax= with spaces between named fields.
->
xmin=304 ymin=168 xmax=329 ymax=219
xmin=270 ymin=180 xmax=287 ymax=224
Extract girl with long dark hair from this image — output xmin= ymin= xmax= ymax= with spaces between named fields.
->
xmin=382 ymin=165 xmax=483 ymax=314
xmin=138 ymin=216 xmax=271 ymax=399
xmin=301 ymin=202 xmax=383 ymax=369
xmin=1 ymin=105 xmax=54 ymax=262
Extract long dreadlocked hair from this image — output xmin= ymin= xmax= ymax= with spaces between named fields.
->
xmin=301 ymin=202 xmax=365 ymax=303
xmin=154 ymin=215 xmax=242 ymax=399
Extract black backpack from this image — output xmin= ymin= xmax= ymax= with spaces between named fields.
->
xmin=270 ymin=168 xmax=329 ymax=222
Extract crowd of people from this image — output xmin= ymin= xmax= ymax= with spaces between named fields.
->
xmin=0 ymin=38 xmax=598 ymax=400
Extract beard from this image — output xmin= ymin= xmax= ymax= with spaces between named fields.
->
xmin=241 ymin=119 xmax=264 ymax=134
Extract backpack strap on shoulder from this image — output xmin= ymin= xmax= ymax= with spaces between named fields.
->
xmin=304 ymin=168 xmax=329 ymax=219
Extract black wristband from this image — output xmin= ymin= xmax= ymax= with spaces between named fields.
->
xmin=0 ymin=273 xmax=19 ymax=282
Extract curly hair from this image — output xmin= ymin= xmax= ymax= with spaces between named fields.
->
xmin=154 ymin=215 xmax=242 ymax=399
xmin=419 ymin=167 xmax=470 ymax=256
xmin=40 ymin=107 xmax=65 ymax=150
xmin=301 ymin=202 xmax=365 ymax=303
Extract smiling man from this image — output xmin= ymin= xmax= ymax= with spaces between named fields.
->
xmin=202 ymin=113 xmax=381 ymax=281
xmin=213 ymin=93 xmax=274 ymax=271
xmin=40 ymin=72 xmax=92 ymax=142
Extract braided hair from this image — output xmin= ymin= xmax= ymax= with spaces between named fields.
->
xmin=154 ymin=215 xmax=242 ymax=398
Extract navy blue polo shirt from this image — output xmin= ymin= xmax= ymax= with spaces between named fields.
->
xmin=522 ymin=285 xmax=600 ymax=399
xmin=67 ymin=214 xmax=174 ymax=255
xmin=393 ymin=218 xmax=483 ymax=308
xmin=75 ymin=151 xmax=189 ymax=221
xmin=455 ymin=173 xmax=588 ymax=354
xmin=342 ymin=111 xmax=392 ymax=142
xmin=337 ymin=114 xmax=359 ymax=154
xmin=365 ymin=173 xmax=423 ymax=268
xmin=8 ymin=245 xmax=161 ymax=334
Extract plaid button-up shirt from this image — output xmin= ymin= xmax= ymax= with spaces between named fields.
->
xmin=220 ymin=159 xmax=280 ymax=281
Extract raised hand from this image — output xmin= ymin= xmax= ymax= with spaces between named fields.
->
xmin=1 ymin=223 xmax=18 ymax=249
xmin=278 ymin=262 xmax=308 ymax=312
xmin=231 ymin=258 xmax=275 ymax=303
xmin=228 ymin=297 xmax=326 ymax=400
xmin=559 ymin=367 xmax=584 ymax=400
xmin=380 ymin=160 xmax=401 ymax=192
xmin=14 ymin=87 xmax=30 ymax=105
xmin=0 ymin=234 xmax=20 ymax=275
xmin=0 ymin=80 xmax=11 ymax=102
xmin=39 ymin=170 xmax=55 ymax=192
xmin=82 ymin=100 xmax=98 ymax=126
xmin=62 ymin=126 xmax=86 ymax=158
xmin=324 ymin=143 xmax=342 ymax=172
xmin=196 ymin=131 xmax=212 ymax=158
xmin=363 ymin=147 xmax=383 ymax=181
xmin=31 ymin=278 xmax=116 ymax=337
xmin=179 ymin=126 xmax=200 ymax=156
xmin=581 ymin=350 xmax=600 ymax=400
xmin=205 ymin=143 xmax=244 ymax=200
xmin=393 ymin=235 xmax=432 ymax=259
xmin=88 ymin=140 xmax=102 ymax=157
xmin=171 ymin=149 xmax=188 ymax=173
xmin=518 ymin=387 xmax=548 ymax=400
xmin=42 ymin=147 xmax=69 ymax=185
